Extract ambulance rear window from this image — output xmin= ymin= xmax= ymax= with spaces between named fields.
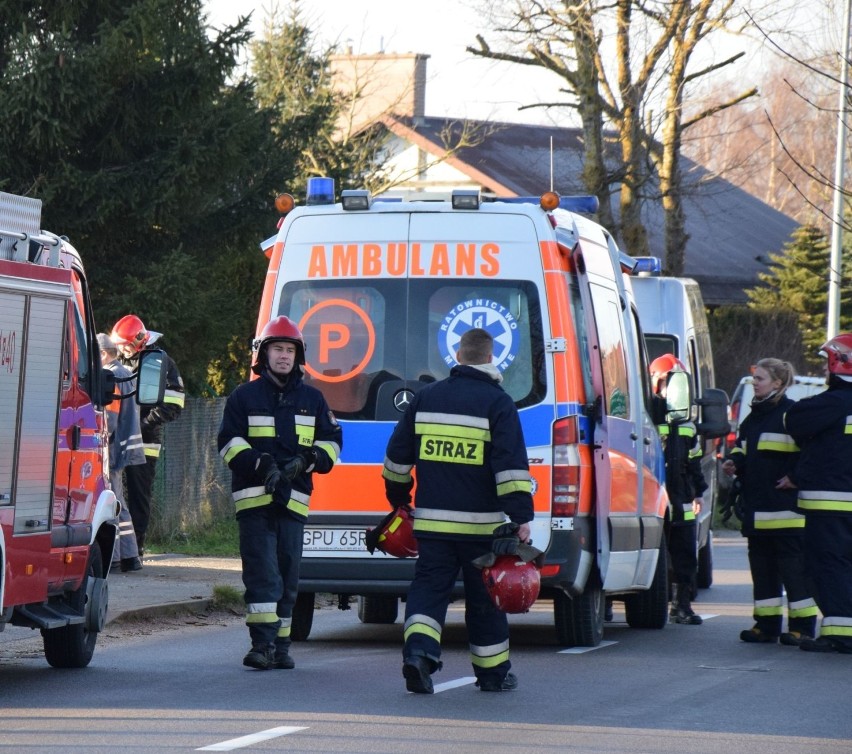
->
xmin=278 ymin=279 xmax=546 ymax=419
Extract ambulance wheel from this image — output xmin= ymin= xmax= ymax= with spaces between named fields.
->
xmin=696 ymin=534 xmax=713 ymax=589
xmin=291 ymin=592 xmax=315 ymax=641
xmin=553 ymin=572 xmax=604 ymax=648
xmin=357 ymin=595 xmax=399 ymax=624
xmin=624 ymin=540 xmax=669 ymax=629
xmin=43 ymin=544 xmax=104 ymax=668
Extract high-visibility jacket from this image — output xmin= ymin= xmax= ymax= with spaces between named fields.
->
xmin=104 ymin=359 xmax=146 ymax=472
xmin=120 ymin=345 xmax=185 ymax=459
xmin=218 ymin=368 xmax=342 ymax=520
xmin=658 ymin=420 xmax=707 ymax=525
xmin=784 ymin=378 xmax=852 ymax=516
xmin=727 ymin=394 xmax=802 ymax=536
xmin=383 ymin=364 xmax=533 ymax=539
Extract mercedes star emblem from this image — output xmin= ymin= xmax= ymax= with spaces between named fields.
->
xmin=393 ymin=389 xmax=414 ymax=412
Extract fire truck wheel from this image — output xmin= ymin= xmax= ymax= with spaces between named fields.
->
xmin=624 ymin=539 xmax=669 ymax=629
xmin=42 ymin=545 xmax=104 ymax=668
xmin=696 ymin=534 xmax=713 ymax=589
xmin=553 ymin=570 xmax=604 ymax=648
xmin=290 ymin=591 xmax=315 ymax=641
xmin=357 ymin=595 xmax=399 ymax=624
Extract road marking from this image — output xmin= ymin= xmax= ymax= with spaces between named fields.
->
xmin=699 ymin=613 xmax=719 ymax=620
xmin=558 ymin=640 xmax=617 ymax=654
xmin=197 ymin=726 xmax=308 ymax=751
xmin=433 ymin=676 xmax=477 ymax=693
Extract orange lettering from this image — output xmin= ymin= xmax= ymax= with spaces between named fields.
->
xmin=363 ymin=243 xmax=382 ymax=276
xmin=307 ymin=245 xmax=328 ymax=278
xmin=431 ymin=243 xmax=450 ymax=276
xmin=410 ymin=243 xmax=425 ymax=275
xmin=331 ymin=244 xmax=358 ymax=276
xmin=480 ymin=243 xmax=499 ymax=276
xmin=456 ymin=243 xmax=475 ymax=276
xmin=387 ymin=243 xmax=406 ymax=276
xmin=319 ymin=323 xmax=350 ymax=363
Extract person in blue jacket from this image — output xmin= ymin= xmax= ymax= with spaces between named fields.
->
xmin=218 ymin=316 xmax=342 ymax=670
xmin=784 ymin=334 xmax=852 ymax=654
xmin=383 ymin=327 xmax=533 ymax=694
xmin=722 ymin=358 xmax=817 ymax=645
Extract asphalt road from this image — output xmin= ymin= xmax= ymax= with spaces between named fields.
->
xmin=0 ymin=534 xmax=850 ymax=753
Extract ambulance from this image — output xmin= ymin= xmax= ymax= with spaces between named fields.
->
xmin=0 ymin=191 xmax=164 ymax=667
xmin=255 ymin=179 xmax=728 ymax=646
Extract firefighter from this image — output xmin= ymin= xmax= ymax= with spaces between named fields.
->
xmin=111 ymin=314 xmax=185 ymax=558
xmin=97 ymin=333 xmax=145 ymax=573
xmin=383 ymin=327 xmax=534 ymax=694
xmin=722 ymin=358 xmax=817 ymax=645
xmin=651 ymin=354 xmax=707 ymax=625
xmin=784 ymin=333 xmax=852 ymax=654
xmin=217 ymin=316 xmax=342 ymax=670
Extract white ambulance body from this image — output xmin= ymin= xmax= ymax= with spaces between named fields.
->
xmin=255 ymin=183 xmax=725 ymax=646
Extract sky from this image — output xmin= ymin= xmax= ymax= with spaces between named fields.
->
xmin=203 ymin=0 xmax=568 ymax=125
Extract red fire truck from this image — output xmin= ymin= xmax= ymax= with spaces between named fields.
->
xmin=0 ymin=191 xmax=163 ymax=667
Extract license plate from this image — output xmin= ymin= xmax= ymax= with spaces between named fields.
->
xmin=303 ymin=527 xmax=368 ymax=552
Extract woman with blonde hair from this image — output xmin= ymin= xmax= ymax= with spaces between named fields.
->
xmin=722 ymin=358 xmax=818 ymax=644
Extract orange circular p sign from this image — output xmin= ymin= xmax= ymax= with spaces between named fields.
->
xmin=299 ymin=299 xmax=376 ymax=383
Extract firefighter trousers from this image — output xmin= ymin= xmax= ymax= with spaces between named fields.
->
xmin=238 ymin=504 xmax=303 ymax=650
xmin=804 ymin=516 xmax=852 ymax=647
xmin=109 ymin=469 xmax=139 ymax=563
xmin=747 ymin=534 xmax=817 ymax=636
xmin=403 ymin=537 xmax=511 ymax=685
xmin=124 ymin=456 xmax=157 ymax=553
xmin=666 ymin=521 xmax=698 ymax=587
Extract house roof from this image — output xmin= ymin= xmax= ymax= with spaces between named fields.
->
xmin=382 ymin=116 xmax=799 ymax=306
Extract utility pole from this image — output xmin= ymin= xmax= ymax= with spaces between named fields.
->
xmin=828 ymin=0 xmax=852 ymax=339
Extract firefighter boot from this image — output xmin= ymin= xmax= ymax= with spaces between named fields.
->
xmin=272 ymin=643 xmax=295 ymax=669
xmin=403 ymin=655 xmax=434 ymax=694
xmin=671 ymin=584 xmax=702 ymax=625
xmin=243 ymin=643 xmax=275 ymax=670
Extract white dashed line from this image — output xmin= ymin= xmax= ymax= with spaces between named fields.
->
xmin=558 ymin=640 xmax=618 ymax=654
xmin=197 ymin=726 xmax=309 ymax=751
xmin=432 ymin=676 xmax=477 ymax=692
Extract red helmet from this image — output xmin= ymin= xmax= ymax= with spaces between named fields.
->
xmin=365 ymin=507 xmax=418 ymax=558
xmin=649 ymin=353 xmax=687 ymax=395
xmin=820 ymin=333 xmax=852 ymax=377
xmin=253 ymin=316 xmax=306 ymax=374
xmin=481 ymin=555 xmax=541 ymax=613
xmin=111 ymin=314 xmax=148 ymax=354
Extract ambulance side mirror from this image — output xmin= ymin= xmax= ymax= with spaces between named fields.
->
xmin=136 ymin=349 xmax=166 ymax=406
xmin=696 ymin=388 xmax=730 ymax=439
xmin=664 ymin=370 xmax=692 ymax=422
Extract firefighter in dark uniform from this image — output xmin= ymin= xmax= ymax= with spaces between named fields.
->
xmin=651 ymin=354 xmax=707 ymax=625
xmin=784 ymin=333 xmax=852 ymax=654
xmin=111 ymin=314 xmax=185 ymax=559
xmin=217 ymin=316 xmax=342 ymax=670
xmin=722 ymin=358 xmax=817 ymax=645
xmin=383 ymin=327 xmax=534 ymax=694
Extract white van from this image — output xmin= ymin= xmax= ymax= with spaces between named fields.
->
xmin=630 ymin=263 xmax=727 ymax=590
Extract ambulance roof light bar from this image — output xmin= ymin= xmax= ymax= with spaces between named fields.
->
xmin=632 ymin=256 xmax=663 ymax=276
xmin=341 ymin=189 xmax=372 ymax=211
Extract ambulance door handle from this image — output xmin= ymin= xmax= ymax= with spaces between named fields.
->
xmin=68 ymin=424 xmax=81 ymax=450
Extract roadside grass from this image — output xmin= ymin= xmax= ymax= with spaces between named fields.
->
xmin=210 ymin=584 xmax=244 ymax=612
xmin=150 ymin=517 xmax=239 ymax=557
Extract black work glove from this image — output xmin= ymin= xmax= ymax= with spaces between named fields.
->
xmin=491 ymin=522 xmax=520 ymax=556
xmin=256 ymin=453 xmax=281 ymax=494
xmin=300 ymin=447 xmax=319 ymax=472
xmin=281 ymin=454 xmax=306 ymax=482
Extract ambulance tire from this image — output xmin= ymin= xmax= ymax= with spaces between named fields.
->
xmin=696 ymin=534 xmax=713 ymax=589
xmin=291 ymin=591 xmax=315 ymax=641
xmin=553 ymin=571 xmax=605 ymax=648
xmin=624 ymin=540 xmax=669 ymax=629
xmin=357 ymin=595 xmax=399 ymax=624
xmin=43 ymin=544 xmax=103 ymax=668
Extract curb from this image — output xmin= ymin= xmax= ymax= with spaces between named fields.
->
xmin=107 ymin=598 xmax=215 ymax=625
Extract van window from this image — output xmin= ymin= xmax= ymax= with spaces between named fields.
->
xmin=645 ymin=334 xmax=678 ymax=363
xmin=279 ymin=278 xmax=546 ymax=419
xmin=589 ymin=283 xmax=630 ymax=419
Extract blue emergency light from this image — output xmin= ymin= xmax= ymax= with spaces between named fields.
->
xmin=632 ymin=256 xmax=663 ymax=275
xmin=306 ymin=177 xmax=335 ymax=205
